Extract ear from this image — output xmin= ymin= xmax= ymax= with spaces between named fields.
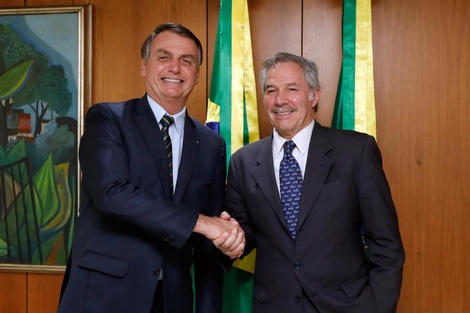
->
xmin=140 ymin=59 xmax=146 ymax=77
xmin=195 ymin=68 xmax=200 ymax=85
xmin=310 ymin=88 xmax=320 ymax=101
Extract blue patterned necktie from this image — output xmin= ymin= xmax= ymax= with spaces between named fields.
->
xmin=280 ymin=140 xmax=303 ymax=239
xmin=160 ymin=114 xmax=175 ymax=193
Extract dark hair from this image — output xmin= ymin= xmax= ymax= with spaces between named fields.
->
xmin=140 ymin=22 xmax=203 ymax=66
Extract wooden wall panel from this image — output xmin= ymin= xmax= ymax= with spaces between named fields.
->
xmin=0 ymin=273 xmax=26 ymax=313
xmin=372 ymin=0 xmax=470 ymax=312
xmin=1 ymin=0 xmax=27 ymax=7
xmin=26 ymin=0 xmax=73 ymax=5
xmin=303 ymin=0 xmax=343 ymax=126
xmin=27 ymin=274 xmax=63 ymax=313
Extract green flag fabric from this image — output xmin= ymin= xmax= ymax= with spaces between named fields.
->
xmin=205 ymin=0 xmax=259 ymax=312
xmin=333 ymin=0 xmax=376 ymax=138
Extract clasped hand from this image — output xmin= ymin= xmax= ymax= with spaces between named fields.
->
xmin=195 ymin=212 xmax=245 ymax=259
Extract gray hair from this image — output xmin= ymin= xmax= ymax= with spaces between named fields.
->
xmin=140 ymin=22 xmax=203 ymax=66
xmin=260 ymin=52 xmax=320 ymax=95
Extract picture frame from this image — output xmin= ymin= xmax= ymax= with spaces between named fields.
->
xmin=0 ymin=5 xmax=91 ymax=272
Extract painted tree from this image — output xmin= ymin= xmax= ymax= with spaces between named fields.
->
xmin=15 ymin=63 xmax=72 ymax=137
xmin=0 ymin=24 xmax=71 ymax=144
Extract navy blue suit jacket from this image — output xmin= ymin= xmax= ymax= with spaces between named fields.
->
xmin=58 ymin=96 xmax=227 ymax=313
xmin=226 ymin=122 xmax=405 ymax=313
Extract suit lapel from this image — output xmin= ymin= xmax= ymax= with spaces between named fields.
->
xmin=296 ymin=123 xmax=332 ymax=231
xmin=173 ymin=114 xmax=199 ymax=202
xmin=252 ymin=137 xmax=288 ymax=231
xmin=133 ymin=96 xmax=173 ymax=198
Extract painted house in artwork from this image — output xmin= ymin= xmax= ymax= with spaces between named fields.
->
xmin=6 ymin=108 xmax=34 ymax=142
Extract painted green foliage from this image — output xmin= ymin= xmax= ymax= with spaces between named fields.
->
xmin=0 ymin=59 xmax=33 ymax=101
xmin=0 ymin=23 xmax=77 ymax=266
xmin=0 ymin=139 xmax=76 ymax=265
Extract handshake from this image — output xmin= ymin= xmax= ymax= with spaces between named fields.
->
xmin=194 ymin=212 xmax=245 ymax=259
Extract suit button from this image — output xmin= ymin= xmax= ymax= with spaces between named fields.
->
xmin=153 ymin=268 xmax=160 ymax=276
xmin=294 ymin=262 xmax=301 ymax=270
xmin=294 ymin=295 xmax=301 ymax=303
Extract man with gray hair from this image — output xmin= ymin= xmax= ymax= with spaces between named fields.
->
xmin=225 ymin=52 xmax=405 ymax=313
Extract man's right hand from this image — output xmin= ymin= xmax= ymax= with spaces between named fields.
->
xmin=193 ymin=213 xmax=245 ymax=259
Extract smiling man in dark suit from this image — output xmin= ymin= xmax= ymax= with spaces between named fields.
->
xmin=57 ymin=22 xmax=244 ymax=313
xmin=225 ymin=52 xmax=405 ymax=313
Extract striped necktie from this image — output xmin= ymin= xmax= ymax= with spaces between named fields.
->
xmin=279 ymin=140 xmax=303 ymax=238
xmin=160 ymin=114 xmax=175 ymax=193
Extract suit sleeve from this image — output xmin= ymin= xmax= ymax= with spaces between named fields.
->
xmin=358 ymin=135 xmax=405 ymax=313
xmin=225 ymin=152 xmax=257 ymax=257
xmin=79 ymin=104 xmax=198 ymax=249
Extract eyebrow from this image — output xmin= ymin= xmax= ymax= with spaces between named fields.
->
xmin=265 ymin=82 xmax=299 ymax=89
xmin=155 ymin=49 xmax=197 ymax=61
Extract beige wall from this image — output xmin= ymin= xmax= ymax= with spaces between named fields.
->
xmin=1 ymin=0 xmax=469 ymax=312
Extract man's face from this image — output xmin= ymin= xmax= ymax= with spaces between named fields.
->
xmin=141 ymin=30 xmax=200 ymax=112
xmin=263 ymin=62 xmax=320 ymax=139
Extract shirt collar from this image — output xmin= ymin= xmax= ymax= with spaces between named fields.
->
xmin=147 ymin=95 xmax=186 ymax=135
xmin=272 ymin=120 xmax=315 ymax=157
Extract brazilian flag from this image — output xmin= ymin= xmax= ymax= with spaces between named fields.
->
xmin=333 ymin=0 xmax=377 ymax=138
xmin=205 ymin=0 xmax=259 ymax=312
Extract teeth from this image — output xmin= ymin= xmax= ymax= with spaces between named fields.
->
xmin=163 ymin=78 xmax=181 ymax=83
xmin=273 ymin=108 xmax=293 ymax=114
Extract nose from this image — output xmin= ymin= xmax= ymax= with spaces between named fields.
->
xmin=168 ymin=59 xmax=181 ymax=73
xmin=275 ymin=92 xmax=287 ymax=105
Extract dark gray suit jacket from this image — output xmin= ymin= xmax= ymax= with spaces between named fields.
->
xmin=58 ymin=95 xmax=227 ymax=313
xmin=225 ymin=122 xmax=405 ymax=313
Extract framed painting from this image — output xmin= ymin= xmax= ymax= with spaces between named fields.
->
xmin=0 ymin=5 xmax=91 ymax=272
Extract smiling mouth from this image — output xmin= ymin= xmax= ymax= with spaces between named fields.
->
xmin=163 ymin=78 xmax=183 ymax=83
xmin=272 ymin=107 xmax=296 ymax=115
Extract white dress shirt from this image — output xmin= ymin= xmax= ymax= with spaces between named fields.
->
xmin=147 ymin=95 xmax=185 ymax=193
